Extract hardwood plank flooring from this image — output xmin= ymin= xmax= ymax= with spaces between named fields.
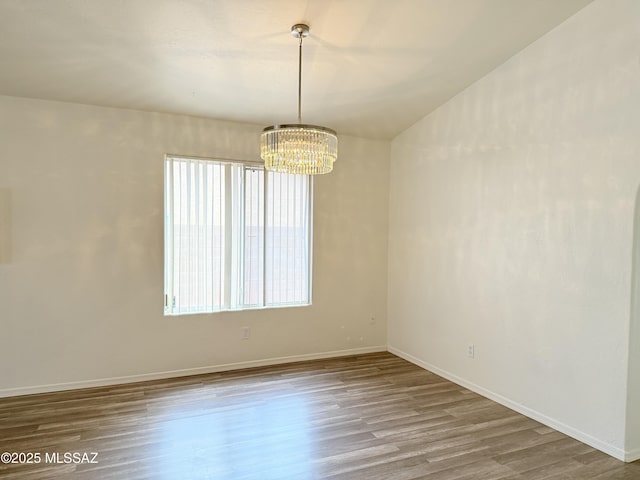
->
xmin=0 ymin=352 xmax=638 ymax=479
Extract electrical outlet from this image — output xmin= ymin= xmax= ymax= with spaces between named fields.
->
xmin=467 ymin=344 xmax=475 ymax=359
xmin=242 ymin=327 xmax=250 ymax=340
xmin=370 ymin=316 xmax=376 ymax=325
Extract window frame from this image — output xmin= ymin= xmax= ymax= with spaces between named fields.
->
xmin=163 ymin=154 xmax=314 ymax=315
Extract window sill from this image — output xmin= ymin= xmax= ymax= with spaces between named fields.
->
xmin=164 ymin=302 xmax=312 ymax=317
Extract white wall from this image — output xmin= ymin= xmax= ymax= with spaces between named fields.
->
xmin=388 ymin=0 xmax=640 ymax=461
xmin=0 ymin=95 xmax=389 ymax=395
xmin=627 ymin=186 xmax=640 ymax=459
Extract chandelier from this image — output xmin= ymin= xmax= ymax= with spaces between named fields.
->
xmin=260 ymin=24 xmax=338 ymax=175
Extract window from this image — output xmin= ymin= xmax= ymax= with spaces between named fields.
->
xmin=164 ymin=155 xmax=313 ymax=314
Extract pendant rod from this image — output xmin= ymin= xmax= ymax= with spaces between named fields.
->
xmin=297 ymin=35 xmax=302 ymax=123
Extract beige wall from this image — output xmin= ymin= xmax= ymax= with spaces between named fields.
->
xmin=388 ymin=0 xmax=640 ymax=461
xmin=0 ymin=95 xmax=389 ymax=395
xmin=628 ymin=186 xmax=640 ymax=460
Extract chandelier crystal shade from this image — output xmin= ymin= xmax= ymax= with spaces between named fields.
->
xmin=260 ymin=24 xmax=337 ymax=175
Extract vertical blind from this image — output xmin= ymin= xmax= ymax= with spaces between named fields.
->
xmin=164 ymin=156 xmax=312 ymax=314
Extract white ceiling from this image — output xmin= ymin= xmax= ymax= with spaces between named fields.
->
xmin=0 ymin=0 xmax=593 ymax=139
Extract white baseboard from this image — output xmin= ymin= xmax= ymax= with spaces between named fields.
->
xmin=0 ymin=345 xmax=387 ymax=398
xmin=387 ymin=345 xmax=628 ymax=462
xmin=625 ymin=447 xmax=640 ymax=462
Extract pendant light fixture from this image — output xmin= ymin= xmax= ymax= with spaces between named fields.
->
xmin=260 ymin=24 xmax=338 ymax=175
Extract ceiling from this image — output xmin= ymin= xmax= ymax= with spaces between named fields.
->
xmin=0 ymin=0 xmax=593 ymax=139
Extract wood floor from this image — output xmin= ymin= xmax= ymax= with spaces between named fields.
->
xmin=1 ymin=353 xmax=639 ymax=480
